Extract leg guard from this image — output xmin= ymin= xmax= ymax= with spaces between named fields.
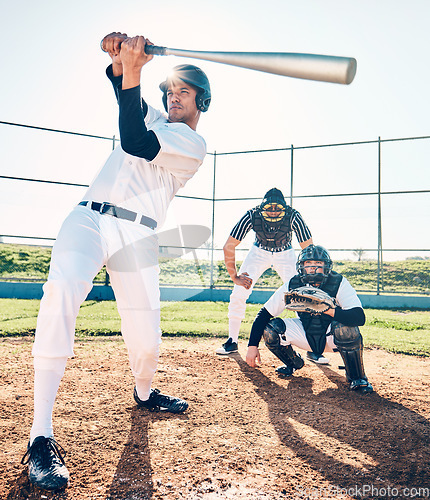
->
xmin=263 ymin=318 xmax=304 ymax=370
xmin=332 ymin=322 xmax=373 ymax=393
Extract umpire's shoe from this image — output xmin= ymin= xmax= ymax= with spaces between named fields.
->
xmin=215 ymin=338 xmax=238 ymax=355
xmin=306 ymin=351 xmax=330 ymax=365
xmin=21 ymin=436 xmax=69 ymax=491
xmin=134 ymin=387 xmax=189 ymax=413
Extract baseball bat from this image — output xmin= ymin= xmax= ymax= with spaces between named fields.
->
xmin=145 ymin=45 xmax=357 ymax=85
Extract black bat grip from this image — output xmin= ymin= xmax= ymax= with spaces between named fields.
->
xmin=145 ymin=45 xmax=167 ymax=56
xmin=100 ymin=40 xmax=166 ymax=55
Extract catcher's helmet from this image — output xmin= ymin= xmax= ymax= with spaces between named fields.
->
xmin=296 ymin=245 xmax=333 ymax=286
xmin=159 ymin=64 xmax=211 ymax=113
xmin=260 ymin=188 xmax=287 ymax=227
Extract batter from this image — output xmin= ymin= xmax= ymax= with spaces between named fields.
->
xmin=21 ymin=32 xmax=211 ymax=491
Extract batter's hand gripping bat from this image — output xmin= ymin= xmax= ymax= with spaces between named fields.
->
xmin=144 ymin=45 xmax=357 ymax=85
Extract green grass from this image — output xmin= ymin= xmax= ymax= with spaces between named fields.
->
xmin=1 ymin=243 xmax=430 ymax=294
xmin=362 ymin=309 xmax=430 ymax=357
xmin=0 ymin=244 xmax=108 ymax=283
xmin=1 ymin=299 xmax=429 ymax=357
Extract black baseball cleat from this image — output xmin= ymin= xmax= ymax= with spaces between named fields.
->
xmin=21 ymin=436 xmax=69 ymax=491
xmin=350 ymin=379 xmax=374 ymax=394
xmin=291 ymin=351 xmax=305 ymax=370
xmin=134 ymin=387 xmax=189 ymax=413
xmin=275 ymin=365 xmax=295 ymax=378
xmin=215 ymin=338 xmax=238 ymax=355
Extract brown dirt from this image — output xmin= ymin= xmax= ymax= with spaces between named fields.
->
xmin=1 ymin=337 xmax=429 ymax=500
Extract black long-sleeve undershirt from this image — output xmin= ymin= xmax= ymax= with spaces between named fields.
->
xmin=333 ymin=306 xmax=365 ymax=327
xmin=248 ymin=306 xmax=365 ymax=348
xmin=248 ymin=307 xmax=273 ymax=347
xmin=106 ymin=65 xmax=161 ymax=161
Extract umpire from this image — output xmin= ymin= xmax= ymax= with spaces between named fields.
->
xmin=216 ymin=188 xmax=312 ymax=355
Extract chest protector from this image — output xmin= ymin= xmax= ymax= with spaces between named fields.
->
xmin=251 ymin=208 xmax=293 ymax=250
xmin=289 ymin=272 xmax=343 ymax=356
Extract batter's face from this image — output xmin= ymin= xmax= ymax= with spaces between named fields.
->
xmin=303 ymin=260 xmax=325 ymax=274
xmin=166 ymin=81 xmax=200 ymax=130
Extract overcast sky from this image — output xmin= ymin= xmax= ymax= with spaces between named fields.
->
xmin=1 ymin=0 xmax=429 ymax=260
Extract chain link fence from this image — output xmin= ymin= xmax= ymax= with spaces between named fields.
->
xmin=1 ymin=120 xmax=429 ymax=296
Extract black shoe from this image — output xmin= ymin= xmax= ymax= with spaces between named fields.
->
xmin=134 ymin=387 xmax=189 ymax=413
xmin=21 ymin=436 xmax=69 ymax=491
xmin=292 ymin=351 xmax=305 ymax=369
xmin=350 ymin=379 xmax=374 ymax=394
xmin=275 ymin=365 xmax=295 ymax=378
xmin=306 ymin=351 xmax=330 ymax=365
xmin=215 ymin=338 xmax=238 ymax=355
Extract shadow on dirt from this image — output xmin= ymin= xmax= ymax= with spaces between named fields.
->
xmin=106 ymin=407 xmax=154 ymax=500
xmin=107 ymin=406 xmax=189 ymax=500
xmin=233 ymin=353 xmax=430 ymax=498
xmin=6 ymin=470 xmax=69 ymax=500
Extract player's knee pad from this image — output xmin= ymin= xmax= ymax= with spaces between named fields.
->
xmin=332 ymin=322 xmax=362 ymax=346
xmin=263 ymin=318 xmax=304 ymax=370
xmin=332 ymin=321 xmax=368 ymax=386
xmin=263 ymin=317 xmax=286 ymax=347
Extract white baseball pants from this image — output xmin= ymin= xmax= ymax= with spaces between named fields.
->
xmin=227 ymin=245 xmax=297 ymax=341
xmin=279 ymin=318 xmax=336 ymax=352
xmin=33 ymin=205 xmax=162 ymax=397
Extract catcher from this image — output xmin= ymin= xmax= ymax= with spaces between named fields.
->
xmin=246 ymin=245 xmax=373 ymax=394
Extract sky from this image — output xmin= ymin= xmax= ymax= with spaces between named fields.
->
xmin=1 ymin=0 xmax=429 ymax=261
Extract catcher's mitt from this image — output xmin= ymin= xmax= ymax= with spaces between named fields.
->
xmin=284 ymin=286 xmax=336 ymax=315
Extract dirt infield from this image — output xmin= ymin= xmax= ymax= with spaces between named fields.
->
xmin=1 ymin=336 xmax=429 ymax=500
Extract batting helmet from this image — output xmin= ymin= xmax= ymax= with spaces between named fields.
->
xmin=296 ymin=244 xmax=333 ymax=286
xmin=159 ymin=64 xmax=211 ymax=113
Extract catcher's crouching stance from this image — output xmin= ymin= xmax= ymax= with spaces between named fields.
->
xmin=246 ymin=245 xmax=373 ymax=394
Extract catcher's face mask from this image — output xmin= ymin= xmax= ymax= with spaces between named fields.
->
xmin=300 ymin=260 xmax=327 ymax=285
xmin=304 ymin=260 xmax=324 ymax=273
xmin=296 ymin=244 xmax=333 ymax=286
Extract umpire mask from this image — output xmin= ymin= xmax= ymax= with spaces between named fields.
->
xmin=260 ymin=188 xmax=287 ymax=229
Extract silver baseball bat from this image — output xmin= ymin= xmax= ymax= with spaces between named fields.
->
xmin=145 ymin=45 xmax=357 ymax=85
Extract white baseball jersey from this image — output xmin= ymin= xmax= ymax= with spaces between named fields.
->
xmin=84 ymin=104 xmax=206 ymax=228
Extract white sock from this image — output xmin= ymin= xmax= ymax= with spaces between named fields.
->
xmin=228 ymin=318 xmax=242 ymax=343
xmin=30 ymin=356 xmax=67 ymax=444
xmin=135 ymin=379 xmax=152 ymax=402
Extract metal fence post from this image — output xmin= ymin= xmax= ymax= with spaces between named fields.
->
xmin=209 ymin=152 xmax=217 ymax=288
xmin=104 ymin=134 xmax=117 ymax=287
xmin=290 ymin=145 xmax=294 ymax=207
xmin=377 ymin=137 xmax=383 ymax=295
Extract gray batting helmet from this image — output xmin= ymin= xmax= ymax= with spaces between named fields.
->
xmin=159 ymin=64 xmax=211 ymax=113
